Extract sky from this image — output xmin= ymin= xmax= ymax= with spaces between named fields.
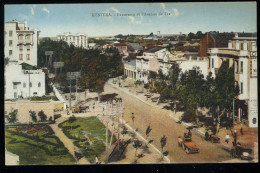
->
xmin=4 ymin=2 xmax=257 ymax=37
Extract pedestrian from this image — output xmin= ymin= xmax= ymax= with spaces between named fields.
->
xmin=205 ymin=131 xmax=209 ymax=141
xmin=188 ymin=129 xmax=192 ymax=138
xmin=240 ymin=127 xmax=243 ymax=135
xmin=234 ymin=129 xmax=237 ymax=144
xmin=225 ymin=133 xmax=230 ymax=144
xmin=131 ymin=113 xmax=135 ymax=123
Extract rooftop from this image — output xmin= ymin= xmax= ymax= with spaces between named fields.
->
xmin=146 ymin=46 xmax=165 ymax=53
xmin=124 ymin=59 xmax=136 ymax=66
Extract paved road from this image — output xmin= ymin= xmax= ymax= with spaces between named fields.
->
xmin=104 ymin=82 xmax=232 ymax=163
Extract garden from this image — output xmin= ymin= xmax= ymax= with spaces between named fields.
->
xmin=58 ymin=117 xmax=115 ymax=163
xmin=5 ymin=124 xmax=75 ymax=165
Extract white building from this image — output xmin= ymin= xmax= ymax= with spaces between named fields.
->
xmin=57 ymin=32 xmax=88 ymax=49
xmin=207 ymin=34 xmax=257 ymax=127
xmin=135 ymin=47 xmax=163 ymax=83
xmin=5 ymin=62 xmax=46 ymax=99
xmin=4 ymin=21 xmax=46 ymax=100
xmin=4 ymin=21 xmax=40 ymax=66
xmin=124 ymin=60 xmax=137 ymax=80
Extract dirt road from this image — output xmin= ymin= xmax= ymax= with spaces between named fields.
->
xmin=104 ymin=83 xmax=232 ymax=163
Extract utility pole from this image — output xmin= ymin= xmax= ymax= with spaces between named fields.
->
xmin=76 ymin=74 xmax=78 ymax=102
xmin=70 ymin=78 xmax=72 ymax=111
xmin=28 ymin=69 xmax=31 ymax=98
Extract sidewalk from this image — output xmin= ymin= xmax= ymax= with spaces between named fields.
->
xmin=108 ymin=78 xmax=258 ymax=161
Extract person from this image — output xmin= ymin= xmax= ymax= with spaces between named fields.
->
xmin=188 ymin=129 xmax=192 ymax=138
xmin=225 ymin=133 xmax=230 ymax=144
xmin=205 ymin=131 xmax=209 ymax=141
xmin=240 ymin=127 xmax=243 ymax=135
xmin=234 ymin=129 xmax=237 ymax=144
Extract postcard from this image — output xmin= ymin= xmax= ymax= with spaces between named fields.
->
xmin=4 ymin=2 xmax=258 ymax=165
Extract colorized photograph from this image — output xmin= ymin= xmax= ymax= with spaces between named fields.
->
xmin=4 ymin=2 xmax=258 ymax=165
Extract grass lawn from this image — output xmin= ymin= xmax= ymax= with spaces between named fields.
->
xmin=5 ymin=125 xmax=75 ymax=165
xmin=59 ymin=117 xmax=115 ymax=163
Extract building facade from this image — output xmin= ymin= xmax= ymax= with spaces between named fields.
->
xmin=4 ymin=21 xmax=40 ymax=66
xmin=4 ymin=21 xmax=46 ymax=100
xmin=5 ymin=62 xmax=46 ymax=99
xmin=124 ymin=60 xmax=137 ymax=80
xmin=207 ymin=33 xmax=257 ymax=127
xmin=57 ymin=32 xmax=88 ymax=49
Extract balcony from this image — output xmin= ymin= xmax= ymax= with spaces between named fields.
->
xmin=17 ymin=39 xmax=33 ymax=45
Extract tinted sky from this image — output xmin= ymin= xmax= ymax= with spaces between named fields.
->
xmin=5 ymin=2 xmax=257 ymax=37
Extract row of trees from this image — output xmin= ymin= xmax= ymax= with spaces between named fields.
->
xmin=148 ymin=61 xmax=239 ymax=134
xmin=38 ymin=38 xmax=124 ymax=93
xmin=5 ymin=109 xmax=50 ymax=123
xmin=179 ymin=31 xmax=204 ymax=41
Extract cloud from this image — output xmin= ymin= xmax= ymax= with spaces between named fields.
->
xmin=42 ymin=7 xmax=50 ymax=14
xmin=128 ymin=16 xmax=142 ymax=24
xmin=160 ymin=3 xmax=170 ymax=14
xmin=111 ymin=7 xmax=120 ymax=14
xmin=30 ymin=7 xmax=34 ymax=15
xmin=173 ymin=8 xmax=179 ymax=16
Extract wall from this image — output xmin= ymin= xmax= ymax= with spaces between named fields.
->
xmin=5 ymin=100 xmax=55 ymax=123
xmin=5 ymin=62 xmax=46 ymax=99
xmin=178 ymin=60 xmax=208 ymax=79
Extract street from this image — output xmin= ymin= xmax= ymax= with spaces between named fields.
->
xmin=104 ymin=82 xmax=232 ymax=163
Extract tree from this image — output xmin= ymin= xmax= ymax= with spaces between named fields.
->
xmin=208 ymin=61 xmax=239 ymax=134
xmin=178 ymin=67 xmax=207 ymax=123
xmin=6 ymin=109 xmax=18 ymax=123
xmin=160 ymin=135 xmax=168 ymax=159
xmin=38 ymin=110 xmax=47 ymax=122
xmin=29 ymin=110 xmax=37 ymax=122
xmin=187 ymin=32 xmax=196 ymax=41
xmin=196 ymin=31 xmax=203 ymax=39
xmin=68 ymin=115 xmax=77 ymax=130
xmin=133 ymin=139 xmax=142 ymax=163
xmin=144 ymin=125 xmax=153 ymax=148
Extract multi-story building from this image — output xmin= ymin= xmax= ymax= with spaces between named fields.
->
xmin=207 ymin=33 xmax=257 ymax=127
xmin=4 ymin=21 xmax=46 ymax=99
xmin=4 ymin=21 xmax=40 ymax=66
xmin=57 ymin=32 xmax=88 ymax=49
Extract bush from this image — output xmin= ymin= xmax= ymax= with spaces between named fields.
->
xmin=38 ymin=110 xmax=47 ymax=122
xmin=6 ymin=109 xmax=18 ymax=123
xmin=49 ymin=117 xmax=53 ymax=121
xmin=29 ymin=110 xmax=37 ymax=122
xmin=54 ymin=114 xmax=62 ymax=120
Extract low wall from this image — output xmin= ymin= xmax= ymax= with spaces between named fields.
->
xmin=5 ymin=100 xmax=55 ymax=123
xmin=51 ymin=83 xmax=67 ymax=110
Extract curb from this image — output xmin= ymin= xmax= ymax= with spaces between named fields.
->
xmin=119 ymin=118 xmax=171 ymax=163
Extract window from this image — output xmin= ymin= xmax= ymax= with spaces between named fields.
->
xmin=19 ymin=35 xmax=23 ymax=40
xmin=240 ymin=82 xmax=243 ymax=94
xmin=13 ymin=84 xmax=17 ymax=89
xmin=38 ymin=82 xmax=41 ymax=87
xmin=235 ymin=61 xmax=238 ymax=73
xmin=240 ymin=43 xmax=243 ymax=50
xmin=19 ymin=54 xmax=23 ymax=60
xmin=253 ymin=118 xmax=256 ymax=124
xmin=26 ymin=54 xmax=30 ymax=60
xmin=212 ymin=58 xmax=214 ymax=68
xmin=23 ymin=83 xmax=26 ymax=88
xmin=240 ymin=61 xmax=243 ymax=73
xmin=14 ymin=92 xmax=17 ymax=98
xmin=26 ymin=35 xmax=30 ymax=40
xmin=9 ymin=40 xmax=13 ymax=46
xmin=9 ymin=50 xmax=12 ymax=55
xmin=19 ymin=45 xmax=23 ymax=50
xmin=9 ymin=30 xmax=13 ymax=37
xmin=30 ymin=82 xmax=32 ymax=87
xmin=27 ymin=45 xmax=30 ymax=51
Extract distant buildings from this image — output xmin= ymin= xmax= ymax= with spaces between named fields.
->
xmin=57 ymin=32 xmax=88 ymax=49
xmin=4 ymin=21 xmax=46 ymax=99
